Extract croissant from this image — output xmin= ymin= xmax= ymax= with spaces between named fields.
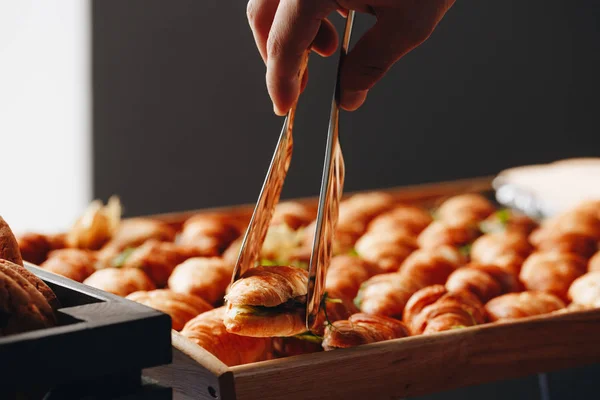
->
xmin=270 ymin=202 xmax=316 ymax=230
xmin=325 ymin=255 xmax=381 ymax=302
xmin=366 ymin=205 xmax=433 ymax=236
xmin=530 ymin=209 xmax=600 ymax=248
xmin=0 ymin=260 xmax=57 ymax=335
xmin=98 ymin=218 xmax=177 ymax=263
xmin=356 ymin=246 xmax=464 ymax=318
xmin=446 ymin=263 xmax=522 ymax=303
xmin=590 ymin=251 xmax=600 ymax=271
xmin=311 ymin=288 xmax=359 ymax=336
xmin=178 ymin=213 xmax=241 ymax=257
xmin=83 ymin=267 xmax=156 ymax=297
xmin=533 ymin=232 xmax=598 ymax=259
xmin=519 ymin=252 xmax=588 ymax=301
xmin=435 ymin=193 xmax=496 ymax=225
xmin=224 ymin=266 xmax=308 ymax=337
xmin=120 ymin=240 xmax=196 ymax=287
xmin=302 ymin=192 xmax=396 ymax=255
xmin=16 ymin=232 xmax=66 ymax=265
xmin=470 ymin=231 xmax=532 ymax=272
xmin=181 ymin=307 xmax=271 ymax=366
xmin=126 ymin=289 xmax=213 ymax=330
xmin=322 ymin=313 xmax=410 ymax=351
xmin=40 ymin=249 xmax=98 ymax=283
xmin=168 ymin=257 xmax=233 ymax=305
xmin=485 ymin=291 xmax=565 ymax=322
xmin=479 ymin=209 xmax=538 ymax=235
xmin=0 ymin=216 xmax=24 ymax=266
xmin=355 ymin=229 xmax=418 ymax=272
xmin=403 ymin=285 xmax=485 ymax=335
xmin=568 ymin=271 xmax=600 ymax=308
xmin=417 ymin=220 xmax=480 ymax=250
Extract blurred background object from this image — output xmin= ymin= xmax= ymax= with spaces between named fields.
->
xmin=0 ymin=0 xmax=91 ymax=233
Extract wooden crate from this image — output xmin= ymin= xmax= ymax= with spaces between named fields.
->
xmin=137 ymin=177 xmax=600 ymax=399
xmin=1 ymin=265 xmax=173 ymax=394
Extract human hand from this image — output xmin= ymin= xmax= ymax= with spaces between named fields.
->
xmin=247 ymin=0 xmax=456 ymax=115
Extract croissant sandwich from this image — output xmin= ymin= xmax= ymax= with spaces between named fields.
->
xmin=224 ymin=265 xmax=308 ymax=337
xmin=485 ymin=291 xmax=565 ymax=322
xmin=322 ymin=313 xmax=410 ymax=351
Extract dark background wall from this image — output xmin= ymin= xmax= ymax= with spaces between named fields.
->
xmin=92 ymin=0 xmax=600 ymax=217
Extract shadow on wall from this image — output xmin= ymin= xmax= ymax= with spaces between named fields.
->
xmin=92 ymin=0 xmax=600 ymax=217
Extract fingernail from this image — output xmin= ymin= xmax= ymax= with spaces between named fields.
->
xmin=273 ymin=103 xmax=288 ymax=116
xmin=341 ymin=89 xmax=368 ymax=111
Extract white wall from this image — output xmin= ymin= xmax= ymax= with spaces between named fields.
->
xmin=0 ymin=0 xmax=91 ymax=233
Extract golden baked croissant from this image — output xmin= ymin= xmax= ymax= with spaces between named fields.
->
xmin=40 ymin=249 xmax=98 ymax=283
xmin=83 ymin=267 xmax=156 ymax=297
xmin=224 ymin=265 xmax=308 ymax=337
xmin=325 ymin=255 xmax=381 ymax=302
xmin=178 ymin=213 xmax=241 ymax=257
xmin=533 ymin=232 xmax=598 ymax=259
xmin=529 ymin=209 xmax=600 ymax=252
xmin=519 ymin=252 xmax=588 ymax=301
xmin=98 ymin=218 xmax=177 ymax=260
xmin=470 ymin=231 xmax=532 ymax=273
xmin=0 ymin=216 xmax=24 ymax=266
xmin=590 ymin=251 xmax=600 ymax=271
xmin=446 ymin=263 xmax=522 ymax=303
xmin=367 ymin=205 xmax=433 ymax=236
xmin=403 ymin=285 xmax=486 ymax=335
xmin=568 ymin=271 xmax=600 ymax=308
xmin=16 ymin=232 xmax=66 ymax=265
xmin=270 ymin=202 xmax=317 ymax=230
xmin=66 ymin=196 xmax=121 ymax=250
xmin=0 ymin=260 xmax=57 ymax=336
xmin=168 ymin=257 xmax=233 ymax=305
xmin=181 ymin=307 xmax=271 ymax=366
xmin=485 ymin=291 xmax=565 ymax=322
xmin=322 ymin=313 xmax=410 ymax=351
xmin=356 ymin=246 xmax=464 ymax=318
xmin=126 ymin=289 xmax=213 ymax=330
xmin=119 ymin=240 xmax=196 ymax=287
xmin=311 ymin=288 xmax=359 ymax=336
xmin=479 ymin=209 xmax=538 ymax=235
xmin=417 ymin=220 xmax=480 ymax=250
xmin=302 ymin=192 xmax=396 ymax=255
xmin=435 ymin=193 xmax=496 ymax=225
xmin=355 ymin=229 xmax=418 ymax=272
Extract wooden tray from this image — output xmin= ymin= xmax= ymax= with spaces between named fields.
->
xmin=136 ymin=176 xmax=600 ymax=399
xmin=1 ymin=264 xmax=173 ymax=393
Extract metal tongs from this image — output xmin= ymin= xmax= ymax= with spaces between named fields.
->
xmin=232 ymin=11 xmax=356 ymax=332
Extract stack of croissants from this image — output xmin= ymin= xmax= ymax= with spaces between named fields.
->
xmin=15 ymin=192 xmax=600 ymax=366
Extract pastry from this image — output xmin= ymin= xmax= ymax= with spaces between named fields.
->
xmin=417 ymin=220 xmax=480 ymax=250
xmin=325 ymin=255 xmax=381 ymax=302
xmin=470 ymin=231 xmax=533 ymax=272
xmin=568 ymin=271 xmax=600 ymax=308
xmin=519 ymin=252 xmax=587 ymax=301
xmin=356 ymin=246 xmax=463 ymax=318
xmin=168 ymin=257 xmax=233 ymax=304
xmin=446 ymin=263 xmax=522 ymax=303
xmin=83 ymin=267 xmax=156 ymax=297
xmin=322 ymin=313 xmax=410 ymax=351
xmin=435 ymin=193 xmax=495 ymax=225
xmin=367 ymin=205 xmax=433 ymax=236
xmin=354 ymin=229 xmax=418 ymax=272
xmin=270 ymin=202 xmax=316 ymax=230
xmin=17 ymin=232 xmax=66 ymax=265
xmin=0 ymin=216 xmax=24 ymax=266
xmin=479 ymin=209 xmax=538 ymax=235
xmin=40 ymin=249 xmax=98 ymax=283
xmin=485 ymin=291 xmax=565 ymax=322
xmin=99 ymin=218 xmax=177 ymax=258
xmin=403 ymin=285 xmax=485 ymax=335
xmin=224 ymin=265 xmax=308 ymax=337
xmin=590 ymin=251 xmax=600 ymax=272
xmin=181 ymin=307 xmax=270 ymax=366
xmin=126 ymin=289 xmax=212 ymax=330
xmin=66 ymin=196 xmax=121 ymax=250
xmin=178 ymin=214 xmax=241 ymax=257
